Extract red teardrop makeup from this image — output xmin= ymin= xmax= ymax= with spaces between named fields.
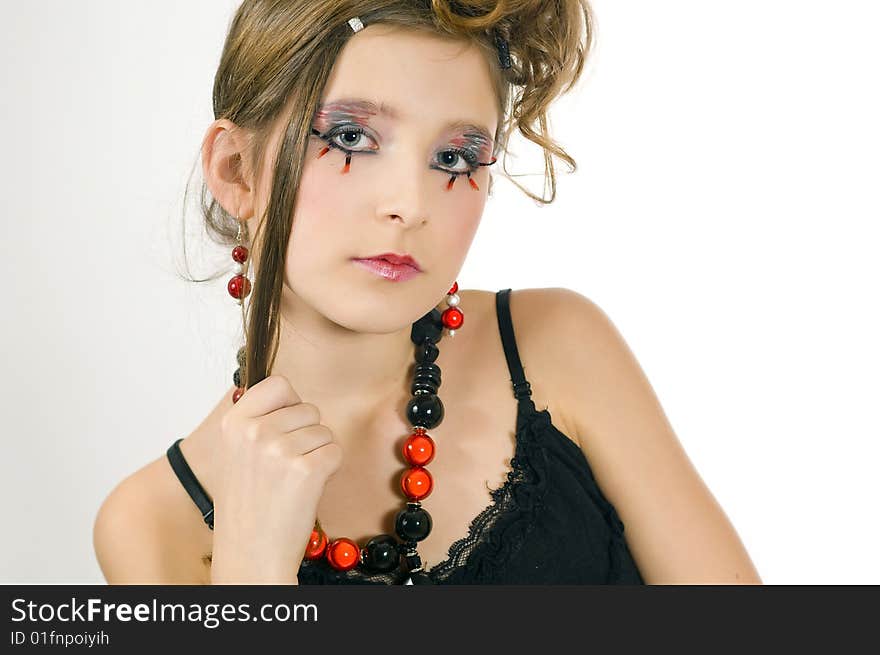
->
xmin=309 ymin=99 xmax=497 ymax=190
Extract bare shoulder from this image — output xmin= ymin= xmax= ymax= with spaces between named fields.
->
xmin=93 ymin=451 xmax=209 ymax=584
xmin=500 ymin=286 xmax=763 ymax=583
xmin=483 ymin=286 xmax=648 ymax=447
xmin=455 ymin=287 xmax=584 ymax=445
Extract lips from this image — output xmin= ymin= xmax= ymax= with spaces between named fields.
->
xmin=351 ymin=256 xmax=422 ymax=282
xmin=357 ymin=252 xmax=422 ymax=271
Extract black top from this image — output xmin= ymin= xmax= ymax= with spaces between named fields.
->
xmin=166 ymin=288 xmax=645 ymax=585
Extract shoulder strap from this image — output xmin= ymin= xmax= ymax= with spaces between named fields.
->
xmin=166 ymin=438 xmax=214 ymax=530
xmin=495 ymin=288 xmax=533 ymax=401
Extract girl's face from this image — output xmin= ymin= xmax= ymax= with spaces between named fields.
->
xmin=276 ymin=25 xmax=500 ymax=333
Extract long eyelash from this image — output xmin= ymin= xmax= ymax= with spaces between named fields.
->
xmin=311 ymin=127 xmax=372 ymax=174
xmin=431 ymin=148 xmax=498 ymax=191
xmin=310 ymin=126 xmax=497 ymax=188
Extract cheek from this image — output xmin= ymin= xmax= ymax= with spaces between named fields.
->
xmin=432 ymin=196 xmax=483 ymax=274
xmin=292 ymin=146 xmax=378 ymax=234
xmin=282 ymin=161 xmax=366 ymax=287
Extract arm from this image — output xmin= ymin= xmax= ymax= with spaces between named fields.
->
xmin=532 ymin=288 xmax=762 ymax=584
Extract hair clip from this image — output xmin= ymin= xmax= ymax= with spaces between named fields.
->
xmin=493 ymin=30 xmax=511 ymax=70
xmin=348 ymin=16 xmax=365 ymax=33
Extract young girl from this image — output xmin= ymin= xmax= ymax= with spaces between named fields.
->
xmin=94 ymin=0 xmax=761 ymax=585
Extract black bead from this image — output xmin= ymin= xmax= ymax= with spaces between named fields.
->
xmin=406 ymin=393 xmax=444 ymax=429
xmin=404 ymin=552 xmax=422 ymax=570
xmin=361 ymin=534 xmax=401 ymax=573
xmin=395 ymin=507 xmax=432 ymax=542
xmin=413 ymin=362 xmax=441 ymax=385
xmin=414 ymin=340 xmax=439 ymax=364
xmin=411 ymin=380 xmax=439 ymax=395
xmin=409 ymin=571 xmax=435 ymax=585
xmin=411 ymin=309 xmax=443 ymax=345
xmin=397 ymin=540 xmax=418 ymax=555
xmin=233 ymin=367 xmax=241 ymax=388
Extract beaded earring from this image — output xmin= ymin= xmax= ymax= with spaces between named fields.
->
xmin=441 ymin=281 xmax=463 ymax=336
xmin=227 ymin=218 xmax=251 ymax=404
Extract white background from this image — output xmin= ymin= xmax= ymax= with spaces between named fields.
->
xmin=1 ymin=0 xmax=877 ymax=584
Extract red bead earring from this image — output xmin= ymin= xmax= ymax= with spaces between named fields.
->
xmin=227 ymin=218 xmax=251 ymax=404
xmin=441 ymin=281 xmax=463 ymax=337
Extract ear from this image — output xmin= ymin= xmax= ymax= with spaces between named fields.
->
xmin=201 ymin=119 xmax=256 ymax=221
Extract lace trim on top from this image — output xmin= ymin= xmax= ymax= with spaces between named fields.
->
xmin=297 ymin=397 xmax=552 ymax=585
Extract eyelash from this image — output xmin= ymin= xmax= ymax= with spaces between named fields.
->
xmin=310 ymin=125 xmax=496 ymax=191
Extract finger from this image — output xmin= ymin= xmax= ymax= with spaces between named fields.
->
xmin=264 ymin=402 xmax=322 ymax=434
xmin=234 ymin=374 xmax=302 ymax=419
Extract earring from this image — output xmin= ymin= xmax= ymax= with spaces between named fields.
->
xmin=227 ymin=218 xmax=251 ymax=404
xmin=441 ymin=281 xmax=463 ymax=338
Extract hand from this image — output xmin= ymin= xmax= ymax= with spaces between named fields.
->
xmin=208 ymin=375 xmax=343 ymax=584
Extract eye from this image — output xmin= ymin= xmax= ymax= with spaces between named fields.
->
xmin=312 ymin=125 xmax=479 ymax=175
xmin=320 ymin=126 xmax=379 ymax=153
xmin=434 ymin=148 xmax=479 ymax=175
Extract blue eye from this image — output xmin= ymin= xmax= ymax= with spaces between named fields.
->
xmin=321 ymin=126 xmax=378 ymax=154
xmin=435 ymin=148 xmax=480 ymax=175
xmin=312 ymin=125 xmax=480 ymax=176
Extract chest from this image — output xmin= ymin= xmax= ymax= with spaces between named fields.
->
xmin=312 ymin=362 xmax=524 ymax=573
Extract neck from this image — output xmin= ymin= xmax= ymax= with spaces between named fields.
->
xmin=265 ymin=287 xmax=444 ymax=428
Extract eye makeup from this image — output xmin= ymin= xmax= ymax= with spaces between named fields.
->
xmin=310 ymin=98 xmax=497 ymax=189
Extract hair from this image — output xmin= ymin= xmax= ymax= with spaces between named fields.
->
xmin=178 ymin=0 xmax=595 ymax=394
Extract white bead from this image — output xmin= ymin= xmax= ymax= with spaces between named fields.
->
xmin=235 ymin=262 xmax=244 ymax=275
xmin=448 ymin=329 xmax=456 ymax=338
xmin=446 ymin=293 xmax=460 ymax=307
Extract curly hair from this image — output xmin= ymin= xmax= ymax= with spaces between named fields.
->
xmin=178 ymin=0 xmax=595 ymax=393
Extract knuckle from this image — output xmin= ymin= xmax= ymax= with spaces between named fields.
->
xmin=242 ymin=420 xmax=262 ymax=443
xmin=298 ymin=402 xmax=321 ymax=424
xmin=270 ymin=374 xmax=294 ymax=396
xmin=301 ymin=423 xmax=333 ymax=445
xmin=287 ymin=455 xmax=313 ymax=478
xmin=322 ymin=442 xmax=345 ymax=469
xmin=311 ymin=423 xmax=333 ymax=439
xmin=263 ymin=438 xmax=287 ymax=459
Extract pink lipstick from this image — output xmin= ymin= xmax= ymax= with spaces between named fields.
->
xmin=351 ymin=253 xmax=422 ymax=282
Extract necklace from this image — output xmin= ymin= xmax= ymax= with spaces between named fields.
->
xmin=305 ymin=294 xmax=460 ymax=585
xmin=227 ymin=220 xmax=464 ymax=585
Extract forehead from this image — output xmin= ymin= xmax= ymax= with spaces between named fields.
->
xmin=319 ymin=24 xmax=499 ymax=134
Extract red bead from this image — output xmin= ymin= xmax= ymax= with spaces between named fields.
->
xmin=325 ymin=538 xmax=360 ymax=571
xmin=441 ymin=307 xmax=463 ymax=329
xmin=402 ymin=432 xmax=435 ymax=466
xmin=231 ymin=245 xmax=249 ymax=263
xmin=448 ymin=281 xmax=458 ymax=295
xmin=227 ymin=275 xmax=251 ymax=299
xmin=400 ymin=466 xmax=433 ymax=501
xmin=304 ymin=529 xmax=328 ymax=560
xmin=232 ymin=387 xmax=245 ymax=403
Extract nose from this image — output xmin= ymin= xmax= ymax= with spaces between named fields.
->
xmin=373 ymin=149 xmax=432 ymax=226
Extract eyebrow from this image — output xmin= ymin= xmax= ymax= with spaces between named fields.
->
xmin=315 ymin=98 xmax=495 ymax=145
